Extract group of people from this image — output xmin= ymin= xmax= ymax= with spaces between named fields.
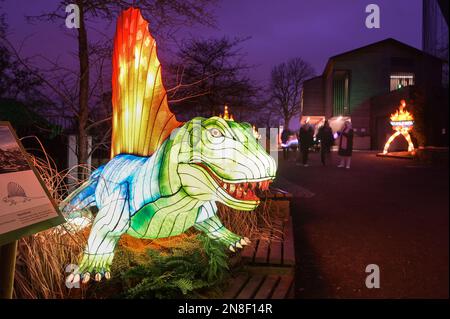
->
xmin=281 ymin=120 xmax=354 ymax=169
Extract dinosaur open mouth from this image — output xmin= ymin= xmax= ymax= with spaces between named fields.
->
xmin=195 ymin=163 xmax=272 ymax=201
xmin=218 ymin=179 xmax=271 ymax=201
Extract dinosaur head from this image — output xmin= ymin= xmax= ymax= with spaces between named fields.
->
xmin=172 ymin=116 xmax=277 ymax=211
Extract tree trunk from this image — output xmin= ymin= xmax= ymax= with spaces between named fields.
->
xmin=77 ymin=0 xmax=89 ymax=177
xmin=284 ymin=116 xmax=291 ymax=130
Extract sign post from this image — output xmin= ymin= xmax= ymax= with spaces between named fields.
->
xmin=0 ymin=241 xmax=17 ymax=298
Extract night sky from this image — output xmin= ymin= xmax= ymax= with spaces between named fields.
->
xmin=2 ymin=0 xmax=422 ymax=86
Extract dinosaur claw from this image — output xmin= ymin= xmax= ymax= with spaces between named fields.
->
xmin=240 ymin=238 xmax=247 ymax=246
xmin=73 ymin=274 xmax=81 ymax=285
xmin=66 ymin=273 xmax=82 ymax=287
xmin=229 ymin=245 xmax=236 ymax=252
xmin=66 ymin=273 xmax=75 ymax=283
xmin=105 ymin=272 xmax=111 ymax=280
xmin=82 ymin=273 xmax=90 ymax=284
xmin=244 ymin=237 xmax=251 ymax=244
xmin=95 ymin=273 xmax=102 ymax=282
xmin=236 ymin=242 xmax=243 ymax=249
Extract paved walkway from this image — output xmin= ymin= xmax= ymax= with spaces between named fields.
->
xmin=277 ymin=150 xmax=449 ymax=298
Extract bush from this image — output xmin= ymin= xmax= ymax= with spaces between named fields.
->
xmin=106 ymin=234 xmax=230 ymax=299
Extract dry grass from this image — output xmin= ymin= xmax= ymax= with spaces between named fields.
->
xmin=218 ymin=199 xmax=283 ymax=243
xmin=13 ymin=136 xmax=90 ymax=299
xmin=14 ymin=229 xmax=88 ymax=299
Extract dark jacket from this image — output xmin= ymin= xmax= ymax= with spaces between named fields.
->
xmin=317 ymin=126 xmax=334 ymax=148
xmin=338 ymin=129 xmax=354 ymax=156
xmin=281 ymin=129 xmax=291 ymax=144
xmin=299 ymin=125 xmax=313 ymax=150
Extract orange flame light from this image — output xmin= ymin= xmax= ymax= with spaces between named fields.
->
xmin=383 ymin=100 xmax=415 ymax=154
xmin=219 ymin=105 xmax=260 ymax=139
xmin=389 ymin=99 xmax=414 ymax=131
xmin=219 ymin=104 xmax=234 ymax=121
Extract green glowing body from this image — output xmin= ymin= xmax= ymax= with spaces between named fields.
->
xmin=63 ymin=117 xmax=277 ymax=282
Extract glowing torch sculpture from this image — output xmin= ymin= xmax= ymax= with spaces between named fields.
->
xmin=383 ymin=100 xmax=415 ymax=154
xmin=62 ymin=8 xmax=277 ymax=284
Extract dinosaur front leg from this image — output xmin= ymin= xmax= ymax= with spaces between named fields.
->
xmin=75 ymin=184 xmax=130 ymax=283
xmin=194 ymin=203 xmax=250 ymax=252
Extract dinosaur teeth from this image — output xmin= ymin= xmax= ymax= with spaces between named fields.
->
xmin=220 ymin=180 xmax=264 ymax=200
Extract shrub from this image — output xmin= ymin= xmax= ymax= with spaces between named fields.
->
xmin=119 ymin=234 xmax=229 ymax=299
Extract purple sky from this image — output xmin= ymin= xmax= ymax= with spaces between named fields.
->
xmin=2 ymin=0 xmax=422 ymax=87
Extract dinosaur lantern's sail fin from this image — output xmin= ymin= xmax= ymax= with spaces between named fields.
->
xmin=111 ymin=8 xmax=181 ymax=158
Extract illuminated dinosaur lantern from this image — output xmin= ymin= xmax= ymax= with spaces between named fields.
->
xmin=62 ymin=8 xmax=277 ymax=283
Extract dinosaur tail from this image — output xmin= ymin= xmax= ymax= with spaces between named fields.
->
xmin=59 ymin=166 xmax=104 ymax=232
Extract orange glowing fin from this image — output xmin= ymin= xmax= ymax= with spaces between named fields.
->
xmin=111 ymin=8 xmax=181 ymax=158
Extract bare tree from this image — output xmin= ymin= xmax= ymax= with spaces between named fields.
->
xmin=270 ymin=58 xmax=315 ymax=130
xmin=168 ymin=37 xmax=259 ymax=122
xmin=0 ymin=16 xmax=45 ymax=103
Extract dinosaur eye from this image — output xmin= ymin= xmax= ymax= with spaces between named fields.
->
xmin=209 ymin=128 xmax=223 ymax=138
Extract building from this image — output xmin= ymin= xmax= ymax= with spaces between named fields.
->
xmin=423 ymin=0 xmax=448 ymax=58
xmin=301 ymin=38 xmax=448 ymax=150
xmin=423 ymin=0 xmax=449 ymax=87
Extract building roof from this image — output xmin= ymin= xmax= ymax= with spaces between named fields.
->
xmin=322 ymin=38 xmax=443 ymax=75
xmin=303 ymin=75 xmax=323 ymax=85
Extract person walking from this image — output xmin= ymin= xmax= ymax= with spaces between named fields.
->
xmin=337 ymin=121 xmax=354 ymax=169
xmin=317 ymin=120 xmax=334 ymax=166
xmin=297 ymin=123 xmax=314 ymax=167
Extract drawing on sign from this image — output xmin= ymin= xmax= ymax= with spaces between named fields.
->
xmin=2 ymin=182 xmax=45 ymax=206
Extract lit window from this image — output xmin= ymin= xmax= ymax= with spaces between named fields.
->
xmin=390 ymin=73 xmax=415 ymax=91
